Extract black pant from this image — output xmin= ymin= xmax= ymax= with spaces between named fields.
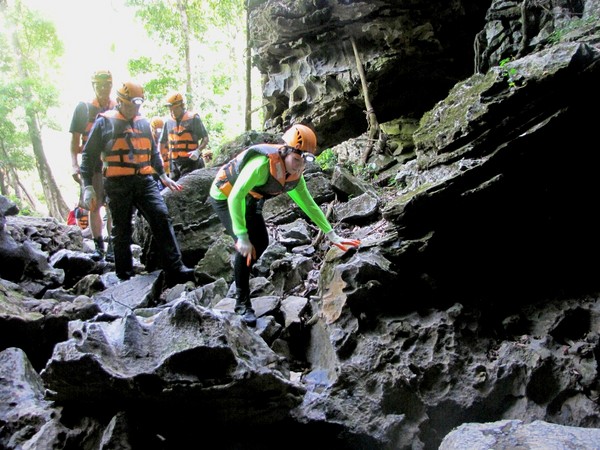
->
xmin=171 ymin=157 xmax=204 ymax=181
xmin=104 ymin=175 xmax=184 ymax=278
xmin=209 ymin=196 xmax=269 ymax=294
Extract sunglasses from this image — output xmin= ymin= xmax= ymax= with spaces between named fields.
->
xmin=291 ymin=148 xmax=315 ymax=163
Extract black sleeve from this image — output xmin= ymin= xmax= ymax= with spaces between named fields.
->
xmin=80 ymin=117 xmax=105 ymax=186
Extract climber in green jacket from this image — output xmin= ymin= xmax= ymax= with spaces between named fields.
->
xmin=209 ymin=123 xmax=361 ymax=327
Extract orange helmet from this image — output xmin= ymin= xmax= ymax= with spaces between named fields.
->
xmin=91 ymin=70 xmax=112 ymax=84
xmin=150 ymin=116 xmax=164 ymax=130
xmin=164 ymin=92 xmax=184 ymax=107
xmin=282 ymin=124 xmax=317 ymax=154
xmin=117 ymin=81 xmax=145 ymax=105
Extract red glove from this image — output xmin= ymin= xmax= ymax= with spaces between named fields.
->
xmin=326 ymin=230 xmax=361 ymax=252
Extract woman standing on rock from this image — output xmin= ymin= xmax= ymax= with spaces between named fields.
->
xmin=209 ymin=123 xmax=361 ymax=327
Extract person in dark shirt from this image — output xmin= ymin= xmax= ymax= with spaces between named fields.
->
xmin=80 ymin=80 xmax=195 ymax=287
xmin=69 ymin=69 xmax=116 ymax=261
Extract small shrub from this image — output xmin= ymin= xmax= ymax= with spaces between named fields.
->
xmin=316 ymin=148 xmax=337 ymax=171
xmin=499 ymin=57 xmax=517 ymax=89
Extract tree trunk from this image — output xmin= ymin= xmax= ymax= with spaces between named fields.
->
xmin=16 ymin=175 xmax=40 ymax=212
xmin=12 ymin=32 xmax=68 ymax=219
xmin=0 ymin=124 xmax=41 ymax=212
xmin=244 ymin=1 xmax=252 ymax=131
xmin=177 ymin=0 xmax=193 ymax=108
xmin=0 ymin=169 xmax=6 ymax=197
xmin=24 ymin=114 xmax=67 ymax=218
xmin=350 ymin=36 xmax=381 ymax=166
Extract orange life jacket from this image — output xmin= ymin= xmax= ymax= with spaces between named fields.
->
xmin=79 ymin=98 xmax=117 ymax=153
xmin=166 ymin=111 xmax=200 ymax=160
xmin=98 ymin=110 xmax=155 ymax=177
xmin=215 ymin=144 xmax=301 ymax=199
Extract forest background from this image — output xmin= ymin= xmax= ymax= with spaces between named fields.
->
xmin=0 ymin=0 xmax=261 ymax=220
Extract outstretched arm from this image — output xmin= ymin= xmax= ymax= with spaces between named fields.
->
xmin=288 ymin=178 xmax=361 ymax=252
xmin=325 ymin=230 xmax=361 ymax=252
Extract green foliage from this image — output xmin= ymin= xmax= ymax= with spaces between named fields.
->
xmin=0 ymin=145 xmax=35 ymax=172
xmin=0 ymin=0 xmax=62 ymax=201
xmin=315 ymin=148 xmax=378 ymax=180
xmin=126 ymin=0 xmax=208 ymax=53
xmin=548 ymin=29 xmax=565 ymax=44
xmin=5 ymin=194 xmax=36 ymax=217
xmin=316 ymin=148 xmax=337 ymax=171
xmin=499 ymin=57 xmax=517 ymax=89
xmin=548 ymin=15 xmax=599 ymax=44
xmin=1 ymin=1 xmax=63 ymax=122
xmin=347 ymin=162 xmax=370 ymax=178
xmin=125 ymin=0 xmax=251 ymax=150
xmin=127 ymin=56 xmax=180 ymax=117
xmin=211 ymin=73 xmax=232 ymax=96
xmin=204 ymin=0 xmax=244 ymax=28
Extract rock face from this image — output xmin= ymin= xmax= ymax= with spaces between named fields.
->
xmin=249 ymin=0 xmax=490 ymax=148
xmin=440 ymin=419 xmax=600 ymax=449
xmin=2 ymin=1 xmax=600 ymax=449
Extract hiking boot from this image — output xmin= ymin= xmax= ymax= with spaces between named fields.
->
xmin=235 ymin=303 xmax=257 ymax=327
xmin=165 ymin=266 xmax=195 ymax=287
xmin=116 ymin=270 xmax=134 ymax=281
xmin=241 ymin=307 xmax=257 ymax=327
xmin=91 ymin=249 xmax=104 ymax=261
xmin=235 ymin=290 xmax=256 ymax=327
xmin=105 ymin=239 xmax=115 ymax=263
xmin=91 ymin=237 xmax=105 ymax=261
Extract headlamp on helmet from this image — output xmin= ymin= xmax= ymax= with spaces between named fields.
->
xmin=117 ymin=81 xmax=145 ymax=105
xmin=290 ymin=148 xmax=316 ymax=163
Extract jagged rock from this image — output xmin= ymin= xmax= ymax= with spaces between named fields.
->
xmin=49 ymin=249 xmax=107 ymax=289
xmin=0 ymin=347 xmax=65 ymax=449
xmin=277 ymin=219 xmax=313 ymax=249
xmin=330 ymin=165 xmax=379 ymax=199
xmin=250 ymin=1 xmax=490 ymax=148
xmin=439 ymin=419 xmax=600 ymax=449
xmin=2 ymin=1 xmax=600 ymax=449
xmin=335 ymin=192 xmax=380 ymax=223
xmin=194 ymin=233 xmax=236 ymax=284
xmin=92 ymin=271 xmax=164 ymax=316
xmin=0 ymin=196 xmax=19 ymax=220
xmin=41 ymin=300 xmax=304 ymax=427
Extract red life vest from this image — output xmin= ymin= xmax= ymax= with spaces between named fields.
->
xmin=215 ymin=144 xmax=300 ymax=199
xmin=66 ymin=210 xmax=76 ymax=226
xmin=98 ymin=110 xmax=155 ymax=177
